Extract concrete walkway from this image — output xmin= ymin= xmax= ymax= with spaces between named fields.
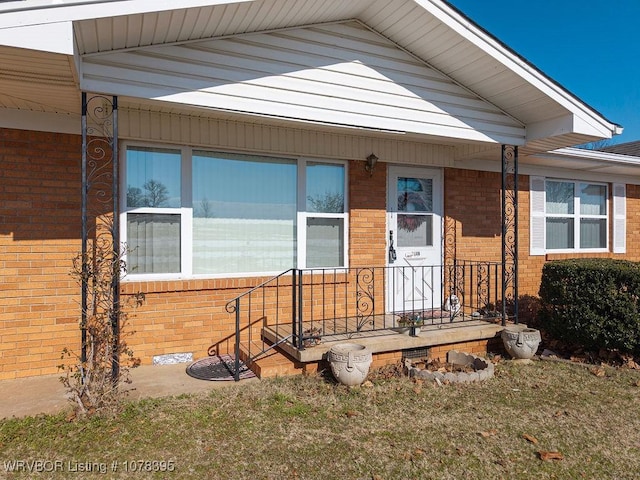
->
xmin=0 ymin=363 xmax=258 ymax=419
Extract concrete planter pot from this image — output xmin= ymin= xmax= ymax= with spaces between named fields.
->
xmin=328 ymin=343 xmax=373 ymax=386
xmin=501 ymin=327 xmax=541 ymax=359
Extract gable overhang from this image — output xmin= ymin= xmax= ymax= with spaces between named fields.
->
xmin=455 ymin=146 xmax=640 ymax=184
xmin=0 ymin=0 xmax=621 ymax=150
xmin=530 ymin=147 xmax=640 ymax=179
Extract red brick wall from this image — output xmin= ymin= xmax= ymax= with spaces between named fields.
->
xmin=349 ymin=161 xmax=387 ymax=267
xmin=445 ymin=168 xmax=502 ymax=263
xmin=4 ymin=128 xmax=640 ymax=380
xmin=445 ymin=168 xmax=640 ymax=302
xmin=0 ymin=128 xmax=82 ymax=379
xmin=120 ymin=159 xmax=390 ymax=367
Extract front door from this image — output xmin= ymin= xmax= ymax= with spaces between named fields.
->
xmin=387 ymin=166 xmax=443 ymax=314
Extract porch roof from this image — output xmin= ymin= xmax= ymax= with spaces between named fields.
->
xmin=0 ymin=0 xmax=622 ymax=152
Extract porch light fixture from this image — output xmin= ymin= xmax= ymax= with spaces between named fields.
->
xmin=365 ymin=153 xmax=378 ymax=176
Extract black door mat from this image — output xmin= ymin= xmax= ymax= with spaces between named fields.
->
xmin=186 ymin=354 xmax=257 ymax=381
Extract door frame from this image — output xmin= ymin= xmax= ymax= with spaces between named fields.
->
xmin=386 ymin=165 xmax=444 ymax=313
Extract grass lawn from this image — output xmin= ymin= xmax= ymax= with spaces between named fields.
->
xmin=1 ymin=359 xmax=639 ymax=479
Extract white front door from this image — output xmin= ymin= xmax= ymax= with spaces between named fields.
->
xmin=387 ymin=166 xmax=443 ymax=314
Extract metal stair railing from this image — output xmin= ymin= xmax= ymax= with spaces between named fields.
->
xmin=225 ymin=269 xmax=296 ymax=381
xmin=224 ymin=261 xmax=512 ymax=381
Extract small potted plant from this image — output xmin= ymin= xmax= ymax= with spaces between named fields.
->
xmin=395 ymin=313 xmax=424 ymax=336
xmin=302 ymin=326 xmax=322 ymax=347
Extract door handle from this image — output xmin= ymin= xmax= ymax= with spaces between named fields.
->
xmin=389 ymin=230 xmax=397 ymax=263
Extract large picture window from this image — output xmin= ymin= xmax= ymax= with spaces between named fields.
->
xmin=192 ymin=151 xmax=297 ymax=274
xmin=123 ymin=145 xmax=347 ymax=278
xmin=545 ymin=180 xmax=608 ymax=251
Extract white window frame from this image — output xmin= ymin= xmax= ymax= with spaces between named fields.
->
xmin=120 ymin=142 xmax=349 ymax=281
xmin=530 ymin=176 xmax=612 ymax=255
xmin=297 ymin=158 xmax=349 ymax=270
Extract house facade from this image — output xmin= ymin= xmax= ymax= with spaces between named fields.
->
xmin=1 ymin=0 xmax=639 ymax=380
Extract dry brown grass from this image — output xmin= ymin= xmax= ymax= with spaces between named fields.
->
xmin=1 ymin=359 xmax=640 ymax=479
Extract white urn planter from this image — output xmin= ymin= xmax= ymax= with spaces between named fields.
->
xmin=501 ymin=327 xmax=541 ymax=360
xmin=328 ymin=343 xmax=373 ymax=386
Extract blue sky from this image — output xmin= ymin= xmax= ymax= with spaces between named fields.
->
xmin=447 ymin=0 xmax=640 ymax=145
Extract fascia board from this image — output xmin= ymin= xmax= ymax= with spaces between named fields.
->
xmin=0 ymin=108 xmax=79 ymax=134
xmin=527 ymin=114 xmax=617 ymax=144
xmin=0 ymin=22 xmax=73 ymax=53
xmin=546 ymin=147 xmax=640 ymax=165
xmin=526 ymin=115 xmax=575 ymax=144
xmin=0 ymin=0 xmax=251 ymax=28
xmin=453 ymin=157 xmax=640 ymax=185
xmin=419 ymin=0 xmax=619 ymax=137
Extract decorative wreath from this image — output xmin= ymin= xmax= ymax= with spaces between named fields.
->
xmin=397 ymin=179 xmax=430 ymax=233
xmin=398 ymin=214 xmax=425 ymax=232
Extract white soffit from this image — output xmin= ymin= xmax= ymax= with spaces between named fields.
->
xmin=0 ymin=0 xmax=620 ymax=149
xmin=0 ymin=45 xmax=80 ymax=113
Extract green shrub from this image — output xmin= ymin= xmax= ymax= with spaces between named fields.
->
xmin=538 ymin=258 xmax=640 ymax=353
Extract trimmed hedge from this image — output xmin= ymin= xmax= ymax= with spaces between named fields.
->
xmin=538 ymin=258 xmax=640 ymax=354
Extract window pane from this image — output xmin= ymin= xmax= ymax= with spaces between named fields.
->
xmin=546 ymin=181 xmax=574 ymax=214
xmin=397 ymin=177 xmax=432 ymax=212
xmin=306 ymin=163 xmax=345 ymax=213
xmin=580 ymin=219 xmax=606 ymax=248
xmin=192 ymin=151 xmax=296 ymax=274
xmin=580 ymin=184 xmax=606 ymax=215
xmin=126 ymin=147 xmax=181 ymax=208
xmin=546 ymin=218 xmax=574 ymax=249
xmin=398 ymin=214 xmax=433 ymax=247
xmin=306 ymin=218 xmax=344 ymax=268
xmin=127 ymin=214 xmax=180 ymax=273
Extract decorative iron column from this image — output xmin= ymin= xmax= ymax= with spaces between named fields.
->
xmin=501 ymin=145 xmax=518 ymax=325
xmin=443 ymin=213 xmax=460 ymax=305
xmin=81 ymin=93 xmax=120 ymax=382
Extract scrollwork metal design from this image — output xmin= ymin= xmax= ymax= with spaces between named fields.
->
xmin=355 ymin=268 xmax=375 ymax=331
xmin=443 ymin=214 xmax=463 ymax=308
xmin=444 ymin=214 xmax=457 ymax=266
xmin=81 ymin=93 xmax=119 ymax=378
xmin=475 ymin=262 xmax=492 ymax=315
xmin=501 ymin=145 xmax=518 ymax=324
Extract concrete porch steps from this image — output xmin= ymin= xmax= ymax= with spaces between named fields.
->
xmin=263 ymin=320 xmax=505 ymax=362
xmin=235 ymin=320 xmax=508 ymax=378
xmin=238 ymin=341 xmax=317 ymax=379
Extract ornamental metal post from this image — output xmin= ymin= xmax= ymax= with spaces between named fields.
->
xmin=81 ymin=93 xmax=120 ymax=384
xmin=443 ymin=212 xmax=459 ymax=307
xmin=501 ymin=145 xmax=519 ymax=325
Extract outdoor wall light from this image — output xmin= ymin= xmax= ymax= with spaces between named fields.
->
xmin=365 ymin=153 xmax=378 ymax=176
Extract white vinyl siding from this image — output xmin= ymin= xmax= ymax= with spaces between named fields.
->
xmin=118 ymin=108 xmax=456 ymax=167
xmin=82 ymin=21 xmax=525 ymax=145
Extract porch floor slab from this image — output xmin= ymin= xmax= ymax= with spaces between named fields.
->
xmin=263 ymin=320 xmax=505 ymax=363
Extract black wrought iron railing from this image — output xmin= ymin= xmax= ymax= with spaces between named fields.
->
xmin=225 ymin=261 xmax=511 ymax=380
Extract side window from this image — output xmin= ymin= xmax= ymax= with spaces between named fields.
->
xmin=125 ymin=147 xmax=182 ymax=274
xmin=304 ymin=162 xmax=347 ymax=268
xmin=530 ymin=176 xmax=613 ymax=255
